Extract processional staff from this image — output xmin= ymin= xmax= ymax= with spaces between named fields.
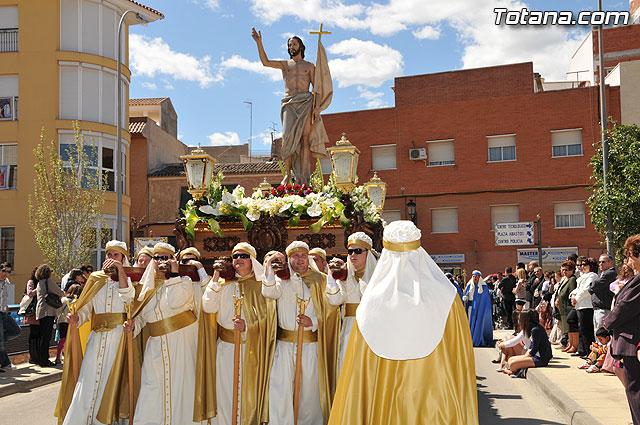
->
xmin=293 ymin=294 xmax=310 ymax=425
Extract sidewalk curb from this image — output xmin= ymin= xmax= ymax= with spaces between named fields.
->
xmin=0 ymin=370 xmax=62 ymax=398
xmin=526 ymin=368 xmax=603 ymax=425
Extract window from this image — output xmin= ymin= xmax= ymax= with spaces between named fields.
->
xmin=59 ymin=131 xmax=127 ymax=193
xmin=0 ymin=6 xmax=18 ymax=53
xmin=371 ymin=144 xmax=396 ymax=170
xmin=320 ymin=157 xmax=332 ymax=175
xmin=0 ymin=75 xmax=18 ymax=120
xmin=60 ymin=0 xmax=119 ymax=61
xmin=491 ymin=204 xmax=519 ymax=230
xmin=427 ymin=139 xmax=455 ymax=166
xmin=554 ymin=202 xmax=585 ymax=228
xmin=382 ymin=210 xmax=402 ymax=223
xmin=0 ymin=144 xmax=16 ymax=189
xmin=89 ymin=217 xmax=114 ymax=268
xmin=487 ymin=134 xmax=516 ymax=162
xmin=0 ymin=227 xmax=14 ymax=265
xmin=551 ymin=129 xmax=583 ymax=157
xmin=431 ymin=208 xmax=458 ymax=233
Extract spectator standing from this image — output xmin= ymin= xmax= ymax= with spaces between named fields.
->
xmin=604 ymin=235 xmax=640 ymax=425
xmin=590 ymin=254 xmax=617 ymax=333
xmin=498 ymin=267 xmax=517 ymax=328
xmin=524 ymin=261 xmax=539 ymax=307
xmin=55 ymin=283 xmax=83 ymax=364
xmin=24 ymin=267 xmax=41 ymax=364
xmin=35 ymin=264 xmax=65 ymax=367
xmin=514 ymin=268 xmax=527 ymax=311
xmin=556 ymin=261 xmax=578 ymax=353
xmin=531 ymin=266 xmax=545 ymax=308
xmin=571 ymin=257 xmax=597 ymax=356
xmin=0 ymin=262 xmax=21 ymax=371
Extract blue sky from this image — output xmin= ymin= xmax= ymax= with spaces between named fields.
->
xmin=129 ymin=0 xmax=629 ymax=155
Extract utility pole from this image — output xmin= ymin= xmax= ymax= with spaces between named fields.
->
xmin=536 ymin=215 xmax=542 ymax=268
xmin=244 ymin=101 xmax=253 ymax=162
xmin=597 ymin=0 xmax=614 ymax=257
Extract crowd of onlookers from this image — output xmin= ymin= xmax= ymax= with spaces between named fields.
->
xmin=0 ymin=262 xmax=91 ymax=371
xmin=482 ymin=235 xmax=640 ymax=424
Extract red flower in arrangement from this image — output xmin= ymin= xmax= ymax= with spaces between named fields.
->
xmin=271 ymin=188 xmax=277 ymax=196
xmin=301 ymin=184 xmax=307 ymax=190
xmin=305 ymin=189 xmax=313 ymax=195
xmin=277 ymin=185 xmax=285 ymax=192
xmin=285 ymin=184 xmax=292 ymax=191
xmin=297 ymin=190 xmax=304 ymax=196
xmin=293 ymin=184 xmax=301 ymax=191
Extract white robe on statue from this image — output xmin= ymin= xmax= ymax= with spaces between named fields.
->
xmin=133 ymin=275 xmax=199 ymax=425
xmin=62 ymin=278 xmax=134 ymax=425
xmin=262 ymin=268 xmax=323 ymax=425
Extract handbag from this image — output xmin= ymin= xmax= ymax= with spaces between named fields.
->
xmin=18 ymin=294 xmax=37 ymax=316
xmin=42 ymin=279 xmax=63 ymax=309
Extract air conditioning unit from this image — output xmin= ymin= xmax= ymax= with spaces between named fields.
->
xmin=409 ymin=147 xmax=427 ymax=160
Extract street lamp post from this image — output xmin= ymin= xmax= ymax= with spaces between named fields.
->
xmin=244 ymin=101 xmax=253 ymax=162
xmin=116 ymin=10 xmax=148 ymax=241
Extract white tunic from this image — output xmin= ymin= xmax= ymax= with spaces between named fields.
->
xmin=262 ymin=269 xmax=323 ymax=425
xmin=326 ymin=274 xmax=365 ymax=373
xmin=133 ymin=276 xmax=199 ymax=425
xmin=202 ymin=279 xmax=245 ymax=425
xmin=62 ymin=278 xmax=134 ymax=425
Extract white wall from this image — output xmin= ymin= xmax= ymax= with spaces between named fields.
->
xmin=567 ymin=32 xmax=594 ymax=85
xmin=0 ymin=6 xmax=18 ymax=28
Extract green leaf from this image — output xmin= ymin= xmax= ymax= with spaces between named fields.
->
xmin=185 ymin=212 xmax=199 ymax=240
xmin=309 ymin=216 xmax=329 ymax=233
xmin=207 ymin=218 xmax=224 ymax=237
xmin=237 ymin=213 xmax=253 ymax=231
xmin=288 ymin=214 xmax=301 ymax=227
xmin=339 ymin=212 xmax=351 ymax=228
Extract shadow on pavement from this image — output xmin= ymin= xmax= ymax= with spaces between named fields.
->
xmin=477 ymin=374 xmax=566 ymax=425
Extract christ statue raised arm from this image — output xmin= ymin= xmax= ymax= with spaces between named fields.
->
xmin=252 ymin=27 xmax=331 ymax=186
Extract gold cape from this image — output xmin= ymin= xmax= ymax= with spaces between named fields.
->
xmin=193 ymin=273 xmax=278 ymax=424
xmin=54 ymin=271 xmax=110 ymax=423
xmin=328 ymin=298 xmax=479 ymax=425
xmin=301 ymin=269 xmax=341 ymax=424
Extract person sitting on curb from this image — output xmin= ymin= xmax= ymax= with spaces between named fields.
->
xmin=579 ymin=327 xmax=611 ymax=373
xmin=505 ymin=309 xmax=553 ymax=378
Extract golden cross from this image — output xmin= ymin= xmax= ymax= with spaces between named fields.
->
xmin=310 ymin=23 xmax=331 ymax=43
xmin=296 ymin=295 xmax=310 ymax=315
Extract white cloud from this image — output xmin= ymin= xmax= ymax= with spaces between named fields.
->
xmin=413 ymin=25 xmax=441 ymax=40
xmin=247 ymin=0 xmax=586 ymax=81
xmin=328 ymin=38 xmax=404 ymax=88
xmin=255 ymin=128 xmax=281 ymax=146
xmin=141 ymin=81 xmax=157 ymax=90
xmin=219 ymin=55 xmax=282 ymax=81
xmin=129 ymin=34 xmax=222 ymax=88
xmin=206 ymin=131 xmax=242 ymax=146
xmin=357 ymin=87 xmax=388 ymax=109
xmin=192 ymin=0 xmax=219 ymax=11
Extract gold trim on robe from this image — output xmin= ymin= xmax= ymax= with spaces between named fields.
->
xmin=300 ymin=269 xmax=341 ymax=424
xmin=327 ymin=298 xmax=479 ymax=425
xmin=194 ymin=273 xmax=278 ymax=425
xmin=54 ymin=271 xmax=111 ymax=424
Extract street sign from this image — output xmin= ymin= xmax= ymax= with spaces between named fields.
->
xmin=495 ymin=222 xmax=534 ymax=246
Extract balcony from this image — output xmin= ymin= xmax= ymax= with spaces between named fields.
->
xmin=0 ymin=28 xmax=18 ymax=53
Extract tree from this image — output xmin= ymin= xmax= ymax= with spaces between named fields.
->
xmin=28 ymin=122 xmax=107 ymax=277
xmin=588 ymin=123 xmax=640 ymax=260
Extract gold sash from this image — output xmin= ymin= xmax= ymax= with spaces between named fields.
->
xmin=277 ymin=327 xmax=318 ymax=343
xmin=147 ymin=310 xmax=197 ymax=337
xmin=344 ymin=303 xmax=359 ymax=317
xmin=91 ymin=313 xmax=126 ymax=332
xmin=218 ymin=325 xmax=245 ymax=344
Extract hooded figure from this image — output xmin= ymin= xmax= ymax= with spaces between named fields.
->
xmin=327 ymin=221 xmax=478 ymax=425
xmin=464 ymin=270 xmax=494 ymax=347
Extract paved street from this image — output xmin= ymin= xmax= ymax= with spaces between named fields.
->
xmin=2 ymin=348 xmax=569 ymax=425
xmin=475 ymin=345 xmax=567 ymax=425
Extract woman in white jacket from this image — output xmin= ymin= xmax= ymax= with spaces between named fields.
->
xmin=570 ymin=256 xmax=598 ymax=357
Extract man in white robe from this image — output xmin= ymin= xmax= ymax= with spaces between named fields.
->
xmin=129 ymin=243 xmax=199 ymax=425
xmin=309 ymin=248 xmax=329 ymax=274
xmin=201 ymin=242 xmax=276 ymax=425
xmin=326 ymin=232 xmax=378 ymax=372
xmin=262 ymin=241 xmax=340 ymax=425
xmin=57 ymin=240 xmax=134 ymax=425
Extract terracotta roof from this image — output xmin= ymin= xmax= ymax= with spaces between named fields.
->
xmin=130 ymin=97 xmax=169 ymax=106
xmin=128 ymin=0 xmax=164 ymax=18
xmin=129 ymin=117 xmax=147 ymax=134
xmin=149 ymin=162 xmax=281 ymax=177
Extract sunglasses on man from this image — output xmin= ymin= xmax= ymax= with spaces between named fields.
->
xmin=232 ymin=253 xmax=251 ymax=259
xmin=347 ymin=248 xmax=367 ymax=255
xmin=153 ymin=255 xmax=171 ymax=261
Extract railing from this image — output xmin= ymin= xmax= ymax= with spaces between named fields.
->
xmin=0 ymin=28 xmax=18 ymax=53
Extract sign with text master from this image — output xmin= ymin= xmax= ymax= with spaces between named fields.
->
xmin=495 ymin=222 xmax=534 ymax=246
